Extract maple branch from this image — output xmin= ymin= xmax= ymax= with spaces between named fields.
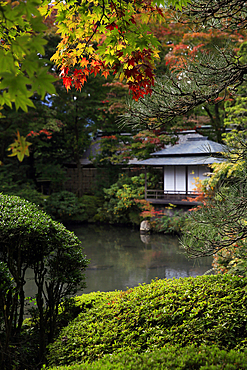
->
xmin=77 ymin=1 xmax=109 ymax=58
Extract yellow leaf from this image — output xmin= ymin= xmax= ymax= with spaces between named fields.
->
xmin=7 ymin=131 xmax=32 ymax=162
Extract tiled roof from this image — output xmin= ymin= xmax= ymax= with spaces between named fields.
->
xmin=151 ymin=136 xmax=225 ymax=157
xmin=137 ymin=155 xmax=225 ymax=166
xmin=137 ymin=134 xmax=225 ymax=166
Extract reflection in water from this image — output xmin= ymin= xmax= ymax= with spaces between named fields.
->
xmin=69 ymin=224 xmax=213 ymax=294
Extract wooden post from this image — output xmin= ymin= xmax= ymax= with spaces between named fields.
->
xmin=145 ymin=166 xmax=147 ymax=200
xmin=186 ymin=166 xmax=188 ymax=195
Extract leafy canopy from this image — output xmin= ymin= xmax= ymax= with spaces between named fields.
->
xmin=40 ymin=0 xmax=190 ymax=101
xmin=0 ymin=0 xmax=56 ymax=114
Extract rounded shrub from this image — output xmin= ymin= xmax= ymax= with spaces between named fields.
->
xmin=0 ymin=194 xmax=89 ymax=369
xmin=48 ymin=344 xmax=247 ymax=370
xmin=47 ymin=274 xmax=247 ymax=367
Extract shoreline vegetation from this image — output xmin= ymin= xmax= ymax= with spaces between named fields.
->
xmin=1 ymin=184 xmax=187 ymax=235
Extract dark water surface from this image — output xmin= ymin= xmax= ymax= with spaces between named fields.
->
xmin=69 ymin=224 xmax=213 ymax=294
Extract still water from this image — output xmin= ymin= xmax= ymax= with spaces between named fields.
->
xmin=69 ymin=224 xmax=213 ymax=294
xmin=24 ymin=224 xmax=212 ymax=297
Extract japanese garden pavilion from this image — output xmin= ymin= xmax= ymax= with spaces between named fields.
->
xmin=137 ymin=134 xmax=225 ymax=206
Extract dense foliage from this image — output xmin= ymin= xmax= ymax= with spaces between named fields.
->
xmin=152 ymin=210 xmax=187 ymax=235
xmin=44 ymin=190 xmax=83 ymax=221
xmin=49 ymin=345 xmax=247 ymax=370
xmin=0 ymin=0 xmax=56 ymax=114
xmin=47 ymin=275 xmax=247 ymax=367
xmin=40 ymin=0 xmax=188 ymax=101
xmin=97 ymin=173 xmax=159 ymax=225
xmin=0 ymin=194 xmax=88 ymax=369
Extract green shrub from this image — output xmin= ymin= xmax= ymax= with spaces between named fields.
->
xmin=97 ymin=173 xmax=158 ymax=225
xmin=44 ymin=190 xmax=83 ymax=221
xmin=0 ymin=174 xmax=45 ymax=207
xmin=47 ymin=275 xmax=247 ymax=367
xmin=0 ymin=194 xmax=89 ymax=369
xmin=78 ymin=195 xmax=104 ymax=222
xmin=153 ymin=211 xmax=187 ymax=234
xmin=15 ymin=184 xmax=45 ymax=207
xmin=212 ymin=242 xmax=247 ymax=277
xmin=48 ymin=345 xmax=247 ymax=369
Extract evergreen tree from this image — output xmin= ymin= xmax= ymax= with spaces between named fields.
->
xmin=121 ymin=0 xmax=247 ymax=131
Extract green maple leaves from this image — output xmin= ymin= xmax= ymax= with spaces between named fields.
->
xmin=0 ymin=0 xmax=56 ymax=114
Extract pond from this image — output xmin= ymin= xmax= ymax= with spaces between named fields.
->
xmin=70 ymin=224 xmax=213 ymax=294
xmin=24 ymin=224 xmax=213 ymax=298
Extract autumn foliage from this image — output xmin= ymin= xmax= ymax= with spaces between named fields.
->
xmin=40 ymin=0 xmax=165 ymax=101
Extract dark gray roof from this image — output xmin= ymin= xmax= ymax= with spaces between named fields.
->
xmin=137 ymin=135 xmax=226 ymax=166
xmin=151 ymin=137 xmax=225 ymax=157
xmin=137 ymin=155 xmax=225 ymax=166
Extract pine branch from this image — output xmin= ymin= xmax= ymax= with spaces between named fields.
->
xmin=121 ymin=47 xmax=247 ymax=129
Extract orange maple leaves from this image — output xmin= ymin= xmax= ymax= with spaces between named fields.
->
xmin=27 ymin=129 xmax=53 ymax=139
xmin=60 ymin=60 xmax=110 ymax=92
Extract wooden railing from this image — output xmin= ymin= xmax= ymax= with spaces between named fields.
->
xmin=146 ymin=189 xmax=198 ymax=201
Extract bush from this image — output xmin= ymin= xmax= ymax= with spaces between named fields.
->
xmin=97 ymin=173 xmax=158 ymax=225
xmin=78 ymin=195 xmax=104 ymax=222
xmin=0 ymin=194 xmax=89 ymax=369
xmin=44 ymin=192 xmax=105 ymax=223
xmin=47 ymin=274 xmax=247 ymax=367
xmin=212 ymin=242 xmax=247 ymax=277
xmin=153 ymin=210 xmax=187 ymax=234
xmin=44 ymin=190 xmax=83 ymax=221
xmin=48 ymin=344 xmax=247 ymax=369
xmin=15 ymin=184 xmax=45 ymax=207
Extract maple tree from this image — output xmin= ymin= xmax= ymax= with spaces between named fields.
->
xmin=7 ymin=130 xmax=32 ymax=162
xmin=0 ymin=30 xmax=125 ymax=194
xmin=0 ymin=0 xmax=56 ymax=114
xmin=2 ymin=0 xmax=231 ymax=163
xmin=40 ymin=0 xmax=190 ymax=101
xmin=97 ymin=130 xmax=178 ymax=166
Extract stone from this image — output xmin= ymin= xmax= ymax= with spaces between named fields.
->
xmin=140 ymin=220 xmax=151 ymax=234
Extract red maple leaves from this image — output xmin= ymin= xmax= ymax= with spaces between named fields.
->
xmin=27 ymin=129 xmax=53 ymax=140
xmin=106 ymin=22 xmax=118 ymax=31
xmin=60 ymin=60 xmax=110 ymax=92
xmin=123 ymin=49 xmax=155 ymax=101
xmin=60 ymin=48 xmax=155 ymax=101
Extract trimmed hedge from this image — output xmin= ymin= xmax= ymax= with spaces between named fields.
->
xmin=48 ymin=345 xmax=247 ymax=369
xmin=47 ymin=275 xmax=247 ymax=367
xmin=0 ymin=194 xmax=88 ymax=369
